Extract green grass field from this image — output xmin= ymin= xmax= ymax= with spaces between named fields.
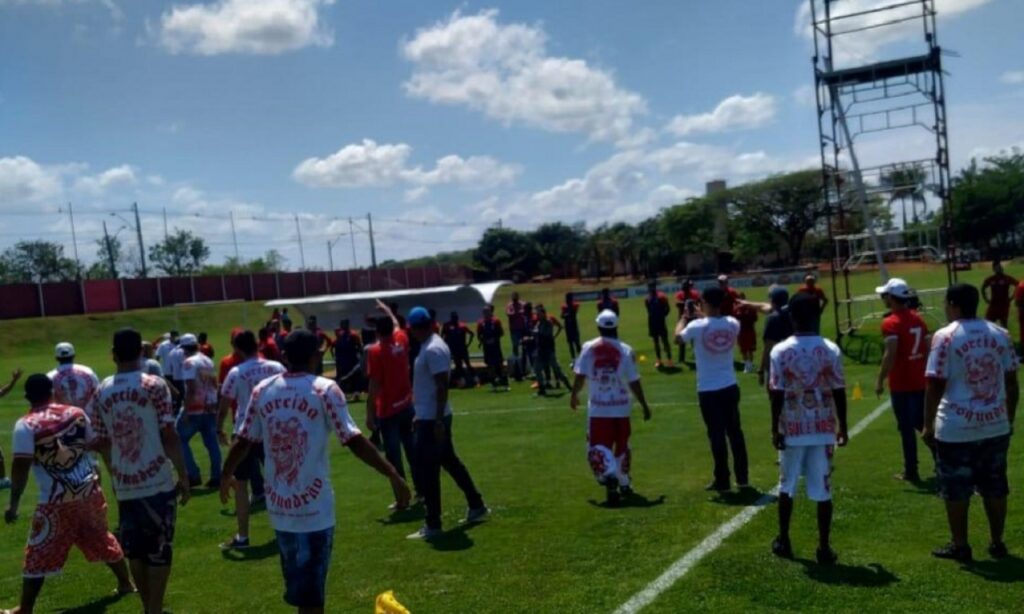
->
xmin=2 ymin=262 xmax=1023 ymax=613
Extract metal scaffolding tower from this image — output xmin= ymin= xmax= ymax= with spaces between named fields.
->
xmin=810 ymin=0 xmax=956 ymax=341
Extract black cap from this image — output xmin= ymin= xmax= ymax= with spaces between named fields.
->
xmin=24 ymin=374 xmax=53 ymax=403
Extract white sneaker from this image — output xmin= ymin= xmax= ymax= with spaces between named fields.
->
xmin=0 ymin=478 xmax=11 ymax=490
xmin=406 ymin=526 xmax=442 ymax=540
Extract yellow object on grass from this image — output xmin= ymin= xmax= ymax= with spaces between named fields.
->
xmin=376 ymin=590 xmax=411 ymax=614
xmin=852 ymin=381 xmax=863 ymax=401
xmin=638 ymin=355 xmax=648 ymax=363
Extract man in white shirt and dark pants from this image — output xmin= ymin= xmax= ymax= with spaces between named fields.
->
xmin=924 ymin=283 xmax=1019 ymax=563
xmin=677 ymin=286 xmax=749 ymax=492
xmin=571 ymin=309 xmax=652 ymax=507
xmin=406 ymin=307 xmax=488 ymax=541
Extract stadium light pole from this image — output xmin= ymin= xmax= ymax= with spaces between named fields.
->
xmin=294 ymin=214 xmax=306 ymax=271
xmin=110 ymin=206 xmax=146 ymax=278
xmin=327 ymin=233 xmax=348 ymax=272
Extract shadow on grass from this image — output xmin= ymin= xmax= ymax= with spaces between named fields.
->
xmin=710 ymin=488 xmax=775 ymax=507
xmin=964 ymin=554 xmax=1024 ymax=583
xmin=56 ymin=590 xmax=130 ymax=613
xmin=902 ymin=476 xmax=938 ymax=495
xmin=797 ymin=560 xmax=900 ymax=587
xmin=587 ymin=492 xmax=667 ymax=510
xmin=425 ymin=523 xmax=478 ymax=552
xmin=656 ymin=366 xmax=683 ymax=375
xmin=377 ymin=504 xmax=426 ymax=526
xmin=220 ymin=538 xmax=279 ymax=562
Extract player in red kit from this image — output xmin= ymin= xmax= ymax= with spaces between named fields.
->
xmin=874 ymin=278 xmax=930 ymax=482
xmin=735 ymin=300 xmax=759 ymax=374
xmin=982 ymin=260 xmax=1018 ymax=327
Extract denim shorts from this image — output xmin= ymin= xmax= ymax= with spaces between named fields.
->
xmin=935 ymin=434 xmax=1011 ymax=502
xmin=276 ymin=527 xmax=334 ymax=608
xmin=117 ymin=488 xmax=177 ymax=566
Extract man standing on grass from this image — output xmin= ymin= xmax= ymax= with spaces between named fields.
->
xmin=769 ymin=294 xmax=848 ymax=564
xmin=675 ymin=279 xmax=701 ymax=320
xmin=3 ymin=375 xmax=135 ymax=614
xmin=717 ymin=275 xmax=740 ymax=317
xmin=221 ymin=330 xmax=410 ymax=613
xmin=217 ymin=330 xmax=285 ymax=550
xmin=677 ymin=286 xmax=750 ymax=492
xmin=47 ymin=342 xmax=100 ymax=409
xmin=442 ymin=311 xmax=476 ymax=387
xmin=178 ymin=334 xmax=222 ymax=488
xmin=365 ymin=301 xmax=420 ymax=509
xmin=757 ymin=287 xmax=792 ymax=390
xmin=874 ymin=278 xmax=931 ymax=483
xmin=571 ymin=309 xmax=652 ymax=507
xmin=561 ymin=292 xmax=582 ymax=363
xmin=981 ymin=260 xmax=1017 ymax=328
xmin=645 ymin=281 xmax=674 ymax=368
xmin=531 ymin=304 xmax=572 ymax=396
xmin=596 ymin=288 xmax=620 ymax=315
xmin=505 ymin=292 xmax=528 ymax=380
xmin=88 ymin=328 xmax=190 ymax=614
xmin=0 ymin=368 xmax=24 ymax=490
xmin=797 ymin=273 xmax=829 ymax=314
xmin=333 ymin=320 xmax=364 ymax=401
xmin=166 ymin=334 xmax=186 ymax=411
xmin=155 ymin=331 xmax=177 ymax=370
xmin=924 ymin=283 xmax=1019 ymax=563
xmin=477 ymin=305 xmax=509 ymax=392
xmin=406 ymin=307 xmax=489 ymax=540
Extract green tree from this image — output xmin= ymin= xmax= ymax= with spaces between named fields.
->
xmin=730 ymin=170 xmax=829 ymax=265
xmin=530 ymin=222 xmax=584 ymax=276
xmin=473 ymin=228 xmax=540 ymax=280
xmin=950 ymin=149 xmax=1024 ymax=253
xmin=661 ymin=196 xmax=719 ymax=270
xmin=149 ymin=229 xmax=211 ymax=276
xmin=90 ymin=233 xmax=124 ymax=279
xmin=0 ymin=240 xmax=79 ymax=283
xmin=880 ymin=164 xmax=928 ymax=228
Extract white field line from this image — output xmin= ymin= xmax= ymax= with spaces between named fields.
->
xmin=612 ymin=400 xmax=892 ymax=614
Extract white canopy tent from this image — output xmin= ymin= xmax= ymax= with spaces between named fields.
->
xmin=265 ymin=281 xmax=511 ymax=328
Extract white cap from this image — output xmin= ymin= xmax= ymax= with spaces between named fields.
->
xmin=876 ymin=277 xmax=913 ymax=299
xmin=596 ymin=309 xmax=619 ymax=329
xmin=162 ymin=332 xmax=171 ymax=341
xmin=55 ymin=342 xmax=75 ymax=359
xmin=179 ymin=333 xmax=198 ymax=347
xmin=717 ymin=274 xmax=729 ymax=282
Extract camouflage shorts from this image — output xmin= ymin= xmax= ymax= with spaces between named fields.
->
xmin=935 ymin=434 xmax=1010 ymax=502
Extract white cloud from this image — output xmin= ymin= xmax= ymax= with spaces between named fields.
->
xmin=0 ymin=156 xmax=64 ymax=207
xmin=403 ymin=186 xmax=429 ymax=203
xmin=401 ymin=9 xmax=646 ymax=143
xmin=157 ymin=0 xmax=335 ymax=55
xmin=794 ymin=0 xmax=991 ymax=66
xmin=74 ymin=164 xmax=137 ymax=194
xmin=666 ymin=93 xmax=777 ymax=137
xmin=292 ymin=139 xmax=520 ymax=190
xmin=1001 ymin=71 xmax=1024 ymax=85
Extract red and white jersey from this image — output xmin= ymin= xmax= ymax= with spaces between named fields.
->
xmin=881 ymin=309 xmax=929 ymax=392
xmin=769 ymin=334 xmax=845 ymax=446
xmin=926 ymin=319 xmax=1019 ymax=443
xmin=87 ymin=372 xmax=177 ymax=501
xmin=13 ymin=403 xmax=100 ymax=504
xmin=574 ymin=337 xmax=639 ymax=418
xmin=679 ymin=316 xmax=740 ymax=392
xmin=221 ymin=357 xmax=287 ymax=432
xmin=237 ymin=373 xmax=362 ymax=533
xmin=182 ymin=353 xmax=217 ymax=413
xmin=47 ymin=363 xmax=100 ymax=409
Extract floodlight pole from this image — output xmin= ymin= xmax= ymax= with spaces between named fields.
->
xmin=132 ymin=202 xmax=147 ymax=278
xmin=66 ymin=202 xmax=82 ymax=279
xmin=294 ymin=214 xmax=306 ymax=271
xmin=367 ymin=213 xmax=377 ymax=269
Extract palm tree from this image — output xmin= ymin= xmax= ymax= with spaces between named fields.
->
xmin=880 ymin=165 xmax=928 ymax=228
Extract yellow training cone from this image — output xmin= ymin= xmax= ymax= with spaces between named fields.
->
xmin=376 ymin=591 xmax=411 ymax=614
xmin=638 ymin=355 xmax=648 ymax=363
xmin=852 ymin=382 xmax=863 ymax=401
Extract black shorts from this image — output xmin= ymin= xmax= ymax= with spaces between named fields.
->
xmin=233 ymin=443 xmax=264 ymax=481
xmin=935 ymin=434 xmax=1011 ymax=502
xmin=118 ymin=488 xmax=177 ymax=566
xmin=648 ymin=320 xmax=668 ymax=338
xmin=483 ymin=345 xmax=504 ymax=368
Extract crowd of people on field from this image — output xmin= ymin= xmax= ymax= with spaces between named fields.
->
xmin=0 ymin=263 xmax=1021 ymax=613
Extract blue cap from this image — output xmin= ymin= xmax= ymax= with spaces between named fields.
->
xmin=769 ymin=285 xmax=789 ymax=307
xmin=407 ymin=306 xmax=432 ymax=327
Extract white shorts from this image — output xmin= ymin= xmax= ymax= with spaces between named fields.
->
xmin=778 ymin=444 xmax=834 ymax=502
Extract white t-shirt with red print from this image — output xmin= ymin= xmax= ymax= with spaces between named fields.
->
xmin=769 ymin=334 xmax=846 ymax=446
xmin=926 ymin=319 xmax=1019 ymax=443
xmin=87 ymin=372 xmax=177 ymax=501
xmin=181 ymin=352 xmax=218 ymax=413
xmin=220 ymin=357 xmax=286 ymax=432
xmin=47 ymin=363 xmax=100 ymax=410
xmin=237 ymin=372 xmax=362 ymax=533
xmin=679 ymin=316 xmax=740 ymax=392
xmin=13 ymin=403 xmax=101 ymax=505
xmin=574 ymin=337 xmax=640 ymax=418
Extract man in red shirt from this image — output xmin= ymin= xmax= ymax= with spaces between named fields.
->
xmin=982 ymin=260 xmax=1018 ymax=327
xmin=257 ymin=327 xmax=282 ymax=362
xmin=874 ymin=278 xmax=930 ymax=482
xmin=197 ymin=332 xmax=215 ymax=359
xmin=305 ymin=315 xmax=334 ymax=376
xmin=365 ymin=301 xmax=419 ymax=507
xmin=718 ymin=275 xmax=740 ymax=317
xmin=798 ymin=274 xmax=829 ymax=315
xmin=442 ymin=312 xmax=476 ymax=387
xmin=675 ymin=279 xmax=701 ymax=319
xmin=644 ymin=281 xmax=673 ymax=368
xmin=477 ymin=305 xmax=509 ymax=391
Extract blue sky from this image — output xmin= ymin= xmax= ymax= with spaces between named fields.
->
xmin=1 ymin=0 xmax=1022 ymax=270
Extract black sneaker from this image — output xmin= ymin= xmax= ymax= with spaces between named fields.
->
xmin=932 ymin=543 xmax=973 ymax=563
xmin=604 ymin=476 xmax=621 ymax=507
xmin=205 ymin=478 xmax=220 ymax=489
xmin=989 ymin=541 xmax=1009 ymax=560
xmin=816 ymin=546 xmax=838 ymax=566
xmin=771 ymin=536 xmax=793 ymax=559
xmin=619 ymin=485 xmax=634 ymax=497
xmin=188 ymin=477 xmax=202 ymax=488
xmin=705 ymin=480 xmax=730 ymax=492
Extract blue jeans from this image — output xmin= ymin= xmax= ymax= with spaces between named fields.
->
xmin=276 ymin=527 xmax=333 ymax=608
xmin=176 ymin=413 xmax=221 ymax=482
xmin=379 ymin=406 xmax=419 ymax=494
